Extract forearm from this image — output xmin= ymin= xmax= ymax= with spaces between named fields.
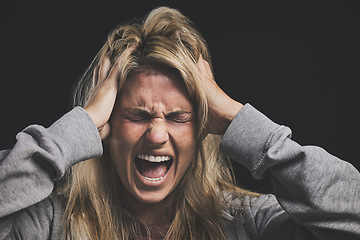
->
xmin=0 ymin=107 xmax=102 ymax=218
xmin=220 ymin=104 xmax=360 ymax=238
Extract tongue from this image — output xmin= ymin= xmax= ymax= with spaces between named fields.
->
xmin=137 ymin=160 xmax=168 ymax=179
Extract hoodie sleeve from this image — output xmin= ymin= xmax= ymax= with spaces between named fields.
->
xmin=0 ymin=107 xmax=102 ymax=219
xmin=220 ymin=103 xmax=360 ymax=239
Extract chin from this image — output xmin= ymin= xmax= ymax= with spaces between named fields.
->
xmin=135 ymin=190 xmax=170 ymax=204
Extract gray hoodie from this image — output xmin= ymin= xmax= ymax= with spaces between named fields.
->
xmin=0 ymin=104 xmax=359 ymax=239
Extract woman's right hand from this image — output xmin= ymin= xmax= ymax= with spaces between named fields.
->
xmin=84 ymin=47 xmax=134 ymax=140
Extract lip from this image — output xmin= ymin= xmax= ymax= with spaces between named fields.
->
xmin=133 ymin=153 xmax=175 ymax=187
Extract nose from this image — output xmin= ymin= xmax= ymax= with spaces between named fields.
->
xmin=145 ymin=120 xmax=169 ymax=147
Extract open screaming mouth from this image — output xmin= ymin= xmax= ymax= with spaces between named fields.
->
xmin=135 ymin=155 xmax=173 ymax=181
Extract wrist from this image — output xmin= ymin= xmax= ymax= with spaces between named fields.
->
xmin=210 ymin=99 xmax=243 ymax=135
xmin=226 ymin=99 xmax=243 ymax=123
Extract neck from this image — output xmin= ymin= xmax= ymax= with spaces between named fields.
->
xmin=135 ymin=202 xmax=168 ymax=224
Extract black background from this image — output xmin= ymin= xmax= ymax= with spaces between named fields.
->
xmin=1 ymin=0 xmax=359 ymax=193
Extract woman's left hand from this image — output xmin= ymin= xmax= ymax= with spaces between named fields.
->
xmin=196 ymin=55 xmax=243 ymax=135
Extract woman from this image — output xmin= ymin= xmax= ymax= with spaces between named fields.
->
xmin=0 ymin=6 xmax=359 ymax=240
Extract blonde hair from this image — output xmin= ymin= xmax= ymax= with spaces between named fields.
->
xmin=60 ymin=6 xmax=258 ymax=240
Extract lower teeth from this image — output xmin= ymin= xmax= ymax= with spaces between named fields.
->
xmin=143 ymin=176 xmax=164 ymax=181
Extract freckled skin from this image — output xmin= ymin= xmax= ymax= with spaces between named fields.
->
xmin=85 ymin=53 xmax=242 ymax=223
xmin=108 ymin=71 xmax=197 ymax=220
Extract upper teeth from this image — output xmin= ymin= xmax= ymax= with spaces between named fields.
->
xmin=137 ymin=155 xmax=171 ymax=162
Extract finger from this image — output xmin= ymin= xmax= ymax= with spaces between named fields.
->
xmin=98 ymin=56 xmax=112 ymax=84
xmin=92 ymin=66 xmax=100 ymax=86
xmin=197 ymin=55 xmax=215 ymax=84
xmin=105 ymin=46 xmax=137 ymax=89
xmin=201 ymin=57 xmax=213 ymax=76
xmin=115 ymin=45 xmax=137 ymax=72
xmin=100 ymin=122 xmax=111 ymax=141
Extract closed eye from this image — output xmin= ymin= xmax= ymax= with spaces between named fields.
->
xmin=122 ymin=108 xmax=193 ymax=123
xmin=123 ymin=116 xmax=145 ymax=122
xmin=166 ymin=111 xmax=193 ymax=123
xmin=122 ymin=108 xmax=154 ymax=122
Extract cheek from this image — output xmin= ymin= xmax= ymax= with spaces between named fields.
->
xmin=171 ymin=123 xmax=197 ymax=170
xmin=108 ymin=121 xmax=145 ymax=176
xmin=110 ymin=120 xmax=144 ymax=148
xmin=177 ymin=121 xmax=196 ymax=147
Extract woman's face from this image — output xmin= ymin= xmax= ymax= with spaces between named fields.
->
xmin=109 ymin=69 xmax=197 ymax=206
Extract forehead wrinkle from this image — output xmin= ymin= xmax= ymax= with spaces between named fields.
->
xmin=133 ymin=92 xmax=186 ymax=114
xmin=136 ymin=98 xmax=147 ymax=109
xmin=123 ymin=70 xmax=193 ymax=115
